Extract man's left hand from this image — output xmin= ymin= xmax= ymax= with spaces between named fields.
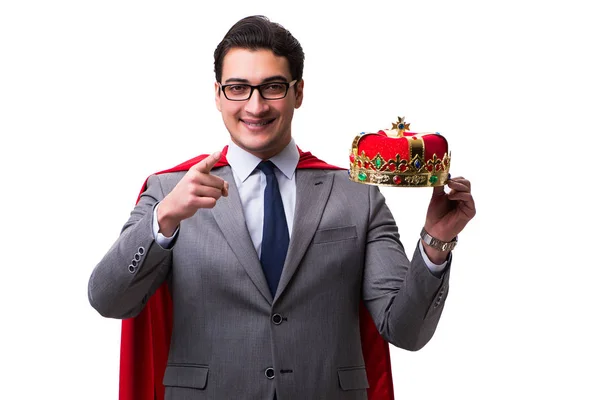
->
xmin=422 ymin=177 xmax=476 ymax=263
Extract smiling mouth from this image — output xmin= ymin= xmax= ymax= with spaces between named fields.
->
xmin=241 ymin=118 xmax=276 ymax=127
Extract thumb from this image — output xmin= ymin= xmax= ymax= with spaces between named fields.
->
xmin=194 ymin=151 xmax=222 ymax=173
xmin=432 ymin=185 xmax=445 ymax=197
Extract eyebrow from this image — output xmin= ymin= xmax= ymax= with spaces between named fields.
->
xmin=223 ymin=75 xmax=290 ymax=84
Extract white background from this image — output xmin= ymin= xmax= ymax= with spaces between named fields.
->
xmin=1 ymin=0 xmax=598 ymax=399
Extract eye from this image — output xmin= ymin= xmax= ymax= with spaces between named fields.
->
xmin=228 ymin=84 xmax=249 ymax=94
xmin=262 ymin=83 xmax=286 ymax=94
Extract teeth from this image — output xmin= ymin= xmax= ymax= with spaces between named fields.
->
xmin=244 ymin=120 xmax=270 ymax=126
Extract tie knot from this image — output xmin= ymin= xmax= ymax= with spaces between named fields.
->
xmin=257 ymin=160 xmax=277 ymax=176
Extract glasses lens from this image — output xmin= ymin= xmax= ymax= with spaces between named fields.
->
xmin=260 ymin=83 xmax=288 ymax=99
xmin=224 ymin=85 xmax=251 ymax=100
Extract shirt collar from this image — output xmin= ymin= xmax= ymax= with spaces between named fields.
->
xmin=227 ymin=138 xmax=299 ymax=182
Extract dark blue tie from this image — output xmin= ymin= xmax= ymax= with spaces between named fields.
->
xmin=257 ymin=161 xmax=289 ymax=298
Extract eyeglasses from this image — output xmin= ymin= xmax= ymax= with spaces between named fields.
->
xmin=219 ymin=80 xmax=298 ymax=101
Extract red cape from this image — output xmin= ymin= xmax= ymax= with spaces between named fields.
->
xmin=119 ymin=146 xmax=395 ymax=399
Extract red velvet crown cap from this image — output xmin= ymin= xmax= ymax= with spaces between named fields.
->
xmin=349 ymin=117 xmax=451 ymax=187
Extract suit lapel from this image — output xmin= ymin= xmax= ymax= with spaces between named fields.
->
xmin=210 ymin=167 xmax=273 ymax=304
xmin=274 ymin=169 xmax=334 ymax=302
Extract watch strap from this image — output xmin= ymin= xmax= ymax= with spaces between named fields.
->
xmin=420 ymin=227 xmax=457 ymax=251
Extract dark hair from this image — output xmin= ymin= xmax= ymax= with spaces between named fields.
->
xmin=214 ymin=15 xmax=304 ymax=83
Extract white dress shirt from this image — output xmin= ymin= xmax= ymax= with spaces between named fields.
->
xmin=152 ymin=139 xmax=447 ymax=272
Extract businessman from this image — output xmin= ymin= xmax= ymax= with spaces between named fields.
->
xmin=88 ymin=15 xmax=476 ymax=400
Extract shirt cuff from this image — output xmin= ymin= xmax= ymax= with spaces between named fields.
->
xmin=153 ymin=202 xmax=179 ymax=249
xmin=419 ymin=240 xmax=448 ymax=275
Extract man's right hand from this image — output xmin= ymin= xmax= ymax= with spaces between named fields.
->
xmin=156 ymin=151 xmax=229 ymax=237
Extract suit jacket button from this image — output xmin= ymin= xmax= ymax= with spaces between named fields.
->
xmin=128 ymin=265 xmax=136 ymax=273
xmin=271 ymin=314 xmax=283 ymax=325
xmin=265 ymin=367 xmax=275 ymax=379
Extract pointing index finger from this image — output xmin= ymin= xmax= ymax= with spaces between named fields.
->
xmin=194 ymin=151 xmax=222 ymax=173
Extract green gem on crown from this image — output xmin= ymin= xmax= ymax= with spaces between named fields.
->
xmin=429 ymin=175 xmax=438 ymax=184
xmin=375 ymin=157 xmax=382 ymax=168
xmin=358 ymin=171 xmax=367 ymax=181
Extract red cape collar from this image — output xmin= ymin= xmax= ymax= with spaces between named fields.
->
xmin=153 ymin=145 xmax=341 ymax=175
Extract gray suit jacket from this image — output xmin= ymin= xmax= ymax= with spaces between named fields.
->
xmin=88 ymin=166 xmax=450 ymax=400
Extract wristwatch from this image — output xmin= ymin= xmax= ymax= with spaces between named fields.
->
xmin=420 ymin=227 xmax=457 ymax=251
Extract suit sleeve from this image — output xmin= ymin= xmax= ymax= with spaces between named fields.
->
xmin=362 ymin=185 xmax=450 ymax=351
xmin=88 ymin=175 xmax=173 ymax=319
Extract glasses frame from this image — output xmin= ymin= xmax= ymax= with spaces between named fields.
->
xmin=219 ymin=80 xmax=298 ymax=101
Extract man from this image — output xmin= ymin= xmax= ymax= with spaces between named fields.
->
xmin=88 ymin=15 xmax=475 ymax=400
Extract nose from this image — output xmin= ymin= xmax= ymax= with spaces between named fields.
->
xmin=244 ymin=87 xmax=269 ymax=115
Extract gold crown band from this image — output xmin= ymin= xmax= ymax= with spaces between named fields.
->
xmin=348 ymin=168 xmax=449 ymax=187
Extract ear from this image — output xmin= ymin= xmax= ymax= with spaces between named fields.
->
xmin=294 ymin=79 xmax=304 ymax=109
xmin=214 ymin=82 xmax=222 ymax=112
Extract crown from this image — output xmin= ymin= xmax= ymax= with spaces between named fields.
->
xmin=349 ymin=116 xmax=451 ymax=187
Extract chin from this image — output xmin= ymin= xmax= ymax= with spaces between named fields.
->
xmin=236 ymin=137 xmax=286 ymax=157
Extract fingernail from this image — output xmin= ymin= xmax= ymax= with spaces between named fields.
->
xmin=212 ymin=151 xmax=221 ymax=158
